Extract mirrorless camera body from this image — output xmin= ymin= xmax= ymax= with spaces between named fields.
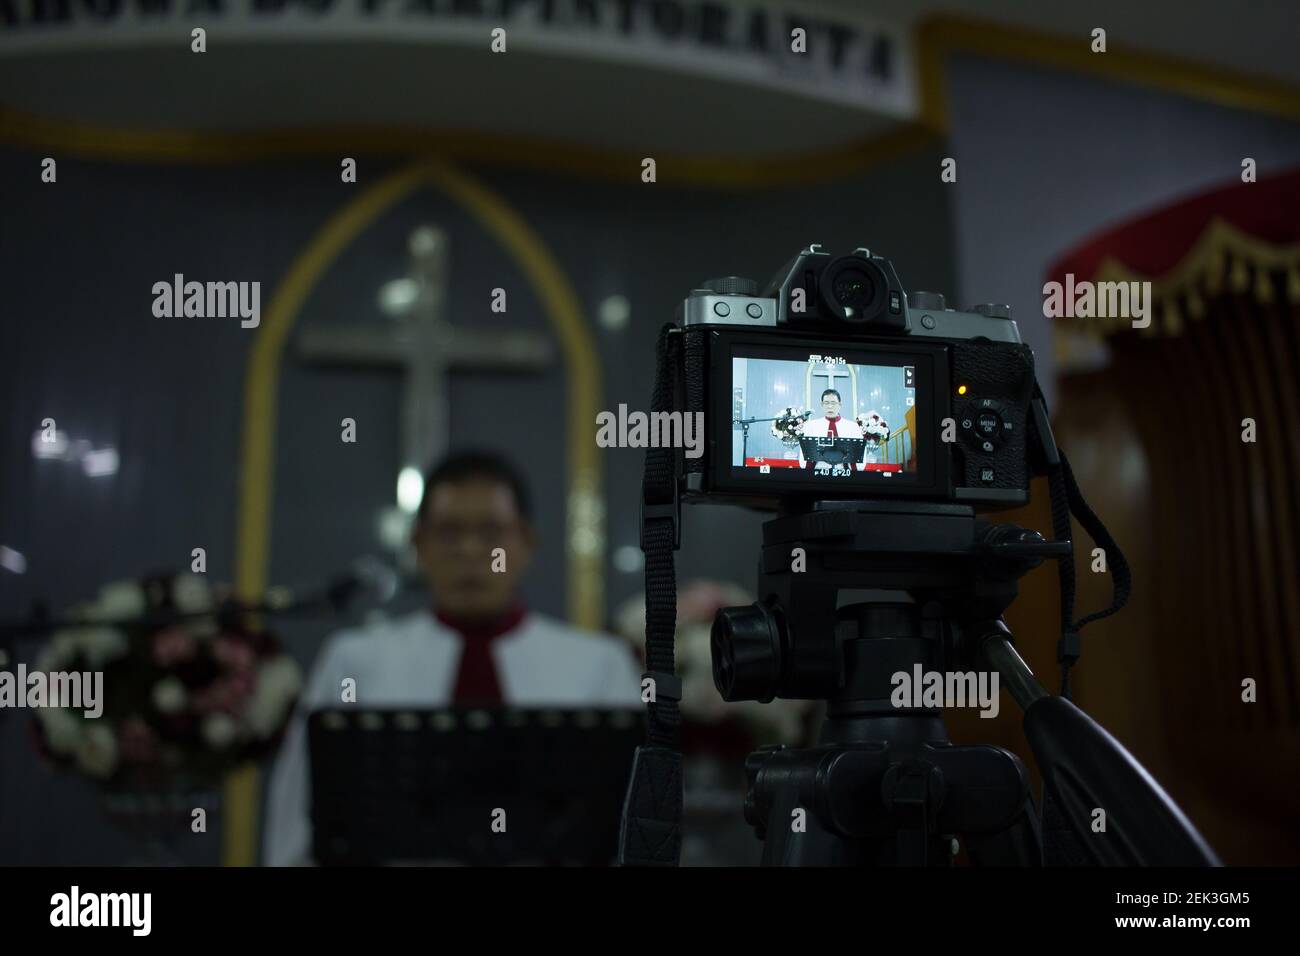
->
xmin=675 ymin=244 xmax=1043 ymax=510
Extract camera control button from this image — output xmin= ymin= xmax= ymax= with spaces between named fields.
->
xmin=980 ymin=467 xmax=996 ymax=483
xmin=960 ymin=418 xmax=973 ymax=430
xmin=713 ymin=301 xmax=731 ymax=317
xmin=977 ymin=411 xmax=1001 ymax=436
xmin=746 ymin=303 xmax=763 ymax=319
xmin=981 ymin=440 xmax=995 ymax=453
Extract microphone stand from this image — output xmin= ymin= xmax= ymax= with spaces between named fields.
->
xmin=0 ymin=571 xmax=413 ymax=650
xmin=732 ymin=415 xmax=788 ymax=465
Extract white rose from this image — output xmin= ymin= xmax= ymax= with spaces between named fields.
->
xmin=152 ymin=677 xmax=188 ymax=714
xmin=613 ymin=596 xmax=647 ymax=648
xmin=678 ymin=623 xmax=713 ymax=672
xmin=76 ymin=627 xmax=129 ymax=669
xmin=202 ymin=713 xmax=239 ymax=749
xmin=190 ymin=618 xmax=219 ymax=640
xmin=682 ymin=672 xmax=728 ymax=723
xmin=172 ymin=574 xmax=212 ymax=615
xmin=83 ymin=581 xmax=147 ymax=622
xmin=36 ymin=632 xmax=80 ymax=672
xmin=36 ymin=707 xmax=84 ymax=756
xmin=74 ymin=724 xmax=118 ymax=779
xmin=242 ymin=657 xmax=303 ymax=738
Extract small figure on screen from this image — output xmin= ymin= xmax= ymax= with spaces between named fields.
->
xmin=797 ymin=389 xmax=865 ymax=471
xmin=798 ymin=389 xmax=865 ymax=439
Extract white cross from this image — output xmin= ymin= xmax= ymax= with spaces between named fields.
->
xmin=296 ymin=226 xmax=554 ymax=477
xmin=811 ymin=363 xmax=852 ymax=409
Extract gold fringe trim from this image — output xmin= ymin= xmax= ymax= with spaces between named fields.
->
xmin=1164 ymin=299 xmax=1184 ymax=335
xmin=1255 ymin=268 xmax=1275 ymax=303
xmin=1069 ymin=218 xmax=1300 ymax=338
xmin=1230 ymin=256 xmax=1251 ymax=292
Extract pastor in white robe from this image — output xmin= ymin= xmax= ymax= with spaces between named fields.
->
xmin=262 ymin=609 xmax=643 ymax=866
xmin=799 ymin=415 xmax=865 ymax=439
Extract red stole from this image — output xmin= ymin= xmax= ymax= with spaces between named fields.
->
xmin=436 ymin=604 xmax=527 ymax=705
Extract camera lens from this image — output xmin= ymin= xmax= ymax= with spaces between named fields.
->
xmin=818 ymin=255 xmax=888 ymax=322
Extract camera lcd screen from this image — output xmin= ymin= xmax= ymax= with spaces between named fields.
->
xmin=730 ymin=346 xmax=921 ymax=486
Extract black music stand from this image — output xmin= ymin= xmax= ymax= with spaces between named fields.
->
xmin=799 ymin=436 xmax=866 ymax=473
xmin=308 ymin=707 xmax=643 ymax=865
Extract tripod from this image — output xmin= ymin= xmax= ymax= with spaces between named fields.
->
xmin=710 ymin=500 xmax=1218 ymax=866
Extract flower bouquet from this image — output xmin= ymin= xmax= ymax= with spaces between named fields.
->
xmin=856 ymin=410 xmax=890 ymax=464
xmin=30 ymin=572 xmax=302 ymax=791
xmin=856 ymin=410 xmax=890 ymax=446
xmin=770 ymin=407 xmax=812 ymax=447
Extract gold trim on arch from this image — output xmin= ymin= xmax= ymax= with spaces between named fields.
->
xmin=225 ymin=159 xmax=602 ymax=866
xmin=915 ymin=16 xmax=1300 ymax=130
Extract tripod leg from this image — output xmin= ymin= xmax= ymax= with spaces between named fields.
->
xmin=963 ymin=793 xmax=1043 ymax=866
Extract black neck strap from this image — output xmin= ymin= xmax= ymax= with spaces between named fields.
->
xmin=617 ymin=324 xmax=685 ymax=866
xmin=1034 ymin=384 xmax=1132 ymax=698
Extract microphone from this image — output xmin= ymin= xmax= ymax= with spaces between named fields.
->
xmin=321 ymin=556 xmax=402 ymax=611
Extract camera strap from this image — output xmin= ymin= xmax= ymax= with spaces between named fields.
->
xmin=1035 ymin=384 xmax=1133 ymax=698
xmin=617 ymin=323 xmax=685 ymax=866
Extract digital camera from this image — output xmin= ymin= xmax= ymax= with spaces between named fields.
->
xmin=676 ymin=244 xmax=1043 ymax=509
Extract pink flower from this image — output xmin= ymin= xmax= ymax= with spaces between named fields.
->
xmin=213 ymin=636 xmax=256 ymax=673
xmin=191 ymin=672 xmax=258 ymax=715
xmin=118 ymin=717 xmax=159 ymax=765
xmin=152 ymin=628 xmax=197 ymax=668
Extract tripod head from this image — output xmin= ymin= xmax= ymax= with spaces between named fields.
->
xmin=706 ymin=501 xmax=1218 ymax=866
xmin=711 ymin=500 xmax=1062 ymax=705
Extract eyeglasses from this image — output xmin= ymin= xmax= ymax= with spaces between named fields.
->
xmin=422 ymin=520 xmax=522 ymax=547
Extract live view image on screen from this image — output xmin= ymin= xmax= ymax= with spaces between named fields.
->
xmin=731 ymin=352 xmax=917 ymax=481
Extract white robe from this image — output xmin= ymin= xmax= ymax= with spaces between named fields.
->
xmin=799 ymin=415 xmax=864 ymax=439
xmin=262 ymin=609 xmax=643 ymax=866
